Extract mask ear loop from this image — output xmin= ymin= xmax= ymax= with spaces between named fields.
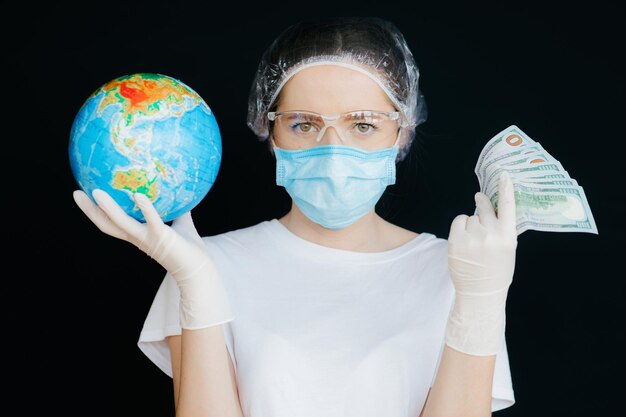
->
xmin=269 ymin=136 xmax=281 ymax=159
xmin=267 ymin=112 xmax=283 ymax=153
xmin=392 ymin=132 xmax=400 ymax=148
xmin=391 ymin=124 xmax=403 ymax=149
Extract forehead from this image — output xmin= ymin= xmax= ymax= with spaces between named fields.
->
xmin=277 ymin=65 xmax=395 ymax=113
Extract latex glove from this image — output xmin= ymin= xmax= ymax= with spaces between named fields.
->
xmin=73 ymin=189 xmax=234 ymax=330
xmin=445 ymin=170 xmax=518 ymax=356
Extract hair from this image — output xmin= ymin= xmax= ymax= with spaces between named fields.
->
xmin=246 ymin=16 xmax=427 ymax=161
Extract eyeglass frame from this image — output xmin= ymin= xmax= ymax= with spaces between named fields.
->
xmin=267 ymin=109 xmax=406 ymax=145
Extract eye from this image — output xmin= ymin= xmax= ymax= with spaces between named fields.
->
xmin=294 ymin=122 xmax=313 ymax=133
xmin=288 ymin=115 xmax=321 ymax=135
xmin=355 ymin=123 xmax=375 ymax=133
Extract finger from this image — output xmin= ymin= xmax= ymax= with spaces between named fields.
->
xmin=496 ymin=170 xmax=517 ymax=232
xmin=474 ymin=192 xmax=497 ymax=228
xmin=171 ymin=211 xmax=204 ymax=244
xmin=465 ymin=214 xmax=483 ymax=233
xmin=448 ymin=214 xmax=468 ymax=241
xmin=92 ymin=189 xmax=144 ymax=237
xmin=133 ymin=193 xmax=164 ymax=226
xmin=171 ymin=211 xmax=193 ymax=231
xmin=171 ymin=211 xmax=195 ymax=235
xmin=73 ymin=190 xmax=127 ymax=239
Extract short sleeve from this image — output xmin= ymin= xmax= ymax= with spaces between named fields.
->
xmin=429 ymin=333 xmax=516 ymax=412
xmin=136 ymin=272 xmax=237 ymax=378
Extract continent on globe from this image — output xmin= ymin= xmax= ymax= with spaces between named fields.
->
xmin=68 ymin=73 xmax=222 ymax=222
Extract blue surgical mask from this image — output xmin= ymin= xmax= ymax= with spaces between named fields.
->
xmin=273 ymin=142 xmax=399 ymax=230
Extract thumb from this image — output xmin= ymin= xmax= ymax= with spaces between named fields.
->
xmin=496 ymin=170 xmax=517 ymax=234
xmin=171 ymin=211 xmax=204 ymax=244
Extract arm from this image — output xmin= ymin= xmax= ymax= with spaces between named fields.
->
xmin=419 ymin=347 xmax=495 ymax=417
xmin=168 ymin=331 xmax=243 ymax=417
xmin=420 ymin=171 xmax=518 ymax=417
xmin=73 ymin=189 xmax=241 ymax=417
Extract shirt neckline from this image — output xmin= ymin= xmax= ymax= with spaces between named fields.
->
xmin=265 ymin=218 xmax=434 ymax=264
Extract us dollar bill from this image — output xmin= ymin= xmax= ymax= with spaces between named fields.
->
xmin=475 ymin=125 xmax=598 ymax=235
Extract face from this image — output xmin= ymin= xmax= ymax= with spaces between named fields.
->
xmin=271 ymin=65 xmax=401 ymax=151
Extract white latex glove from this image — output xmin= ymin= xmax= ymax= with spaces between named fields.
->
xmin=445 ymin=170 xmax=518 ymax=356
xmin=73 ymin=189 xmax=234 ymax=330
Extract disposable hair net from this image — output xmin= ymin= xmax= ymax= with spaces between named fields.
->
xmin=246 ymin=16 xmax=427 ymax=160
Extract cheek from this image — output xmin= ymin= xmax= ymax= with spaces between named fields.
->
xmin=270 ymin=132 xmax=301 ymax=151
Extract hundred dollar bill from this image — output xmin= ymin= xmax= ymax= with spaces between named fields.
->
xmin=479 ymin=145 xmax=559 ymax=191
xmin=475 ymin=125 xmax=537 ymax=186
xmin=490 ymin=182 xmax=598 ymax=235
xmin=488 ymin=144 xmax=558 ymax=167
xmin=474 ymin=124 xmax=598 ymax=234
xmin=483 ymin=160 xmax=567 ymax=194
xmin=522 ymin=172 xmax=571 ymax=180
xmin=518 ymin=177 xmax=578 ymax=186
xmin=478 ymin=144 xmax=543 ymax=187
xmin=493 ymin=148 xmax=558 ymax=168
xmin=486 ymin=177 xmax=579 ymax=200
xmin=483 ymin=160 xmax=572 ymax=197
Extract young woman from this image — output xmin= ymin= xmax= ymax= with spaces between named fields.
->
xmin=73 ymin=16 xmax=518 ymax=417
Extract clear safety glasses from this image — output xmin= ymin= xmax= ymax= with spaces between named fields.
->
xmin=267 ymin=110 xmax=404 ymax=149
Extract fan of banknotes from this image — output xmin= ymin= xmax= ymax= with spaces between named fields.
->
xmin=475 ymin=125 xmax=598 ymax=235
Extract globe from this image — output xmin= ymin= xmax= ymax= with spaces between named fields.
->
xmin=69 ymin=72 xmax=221 ymax=223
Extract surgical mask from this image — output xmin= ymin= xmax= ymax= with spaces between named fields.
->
xmin=273 ymin=140 xmax=399 ymax=230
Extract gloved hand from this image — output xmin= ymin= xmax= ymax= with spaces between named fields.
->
xmin=445 ymin=170 xmax=518 ymax=356
xmin=73 ymin=189 xmax=234 ymax=330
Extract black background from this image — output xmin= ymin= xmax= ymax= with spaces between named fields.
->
xmin=5 ymin=1 xmax=624 ymax=416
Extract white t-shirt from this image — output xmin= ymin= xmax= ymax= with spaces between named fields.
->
xmin=138 ymin=219 xmax=515 ymax=416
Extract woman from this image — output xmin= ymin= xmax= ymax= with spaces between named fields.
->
xmin=73 ymin=16 xmax=518 ymax=417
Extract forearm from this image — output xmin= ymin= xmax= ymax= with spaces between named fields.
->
xmin=176 ymin=325 xmax=244 ymax=417
xmin=420 ymin=344 xmax=495 ymax=417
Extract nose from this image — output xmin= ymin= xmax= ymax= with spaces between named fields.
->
xmin=317 ymin=125 xmax=344 ymax=145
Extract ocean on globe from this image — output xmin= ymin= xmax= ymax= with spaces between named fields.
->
xmin=69 ymin=73 xmax=221 ymax=223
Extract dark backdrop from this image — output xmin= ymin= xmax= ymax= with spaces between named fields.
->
xmin=6 ymin=1 xmax=624 ymax=416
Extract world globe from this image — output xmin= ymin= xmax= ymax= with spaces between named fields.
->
xmin=69 ymin=73 xmax=221 ymax=223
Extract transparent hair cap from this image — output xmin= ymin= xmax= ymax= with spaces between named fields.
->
xmin=246 ymin=17 xmax=427 ymax=160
